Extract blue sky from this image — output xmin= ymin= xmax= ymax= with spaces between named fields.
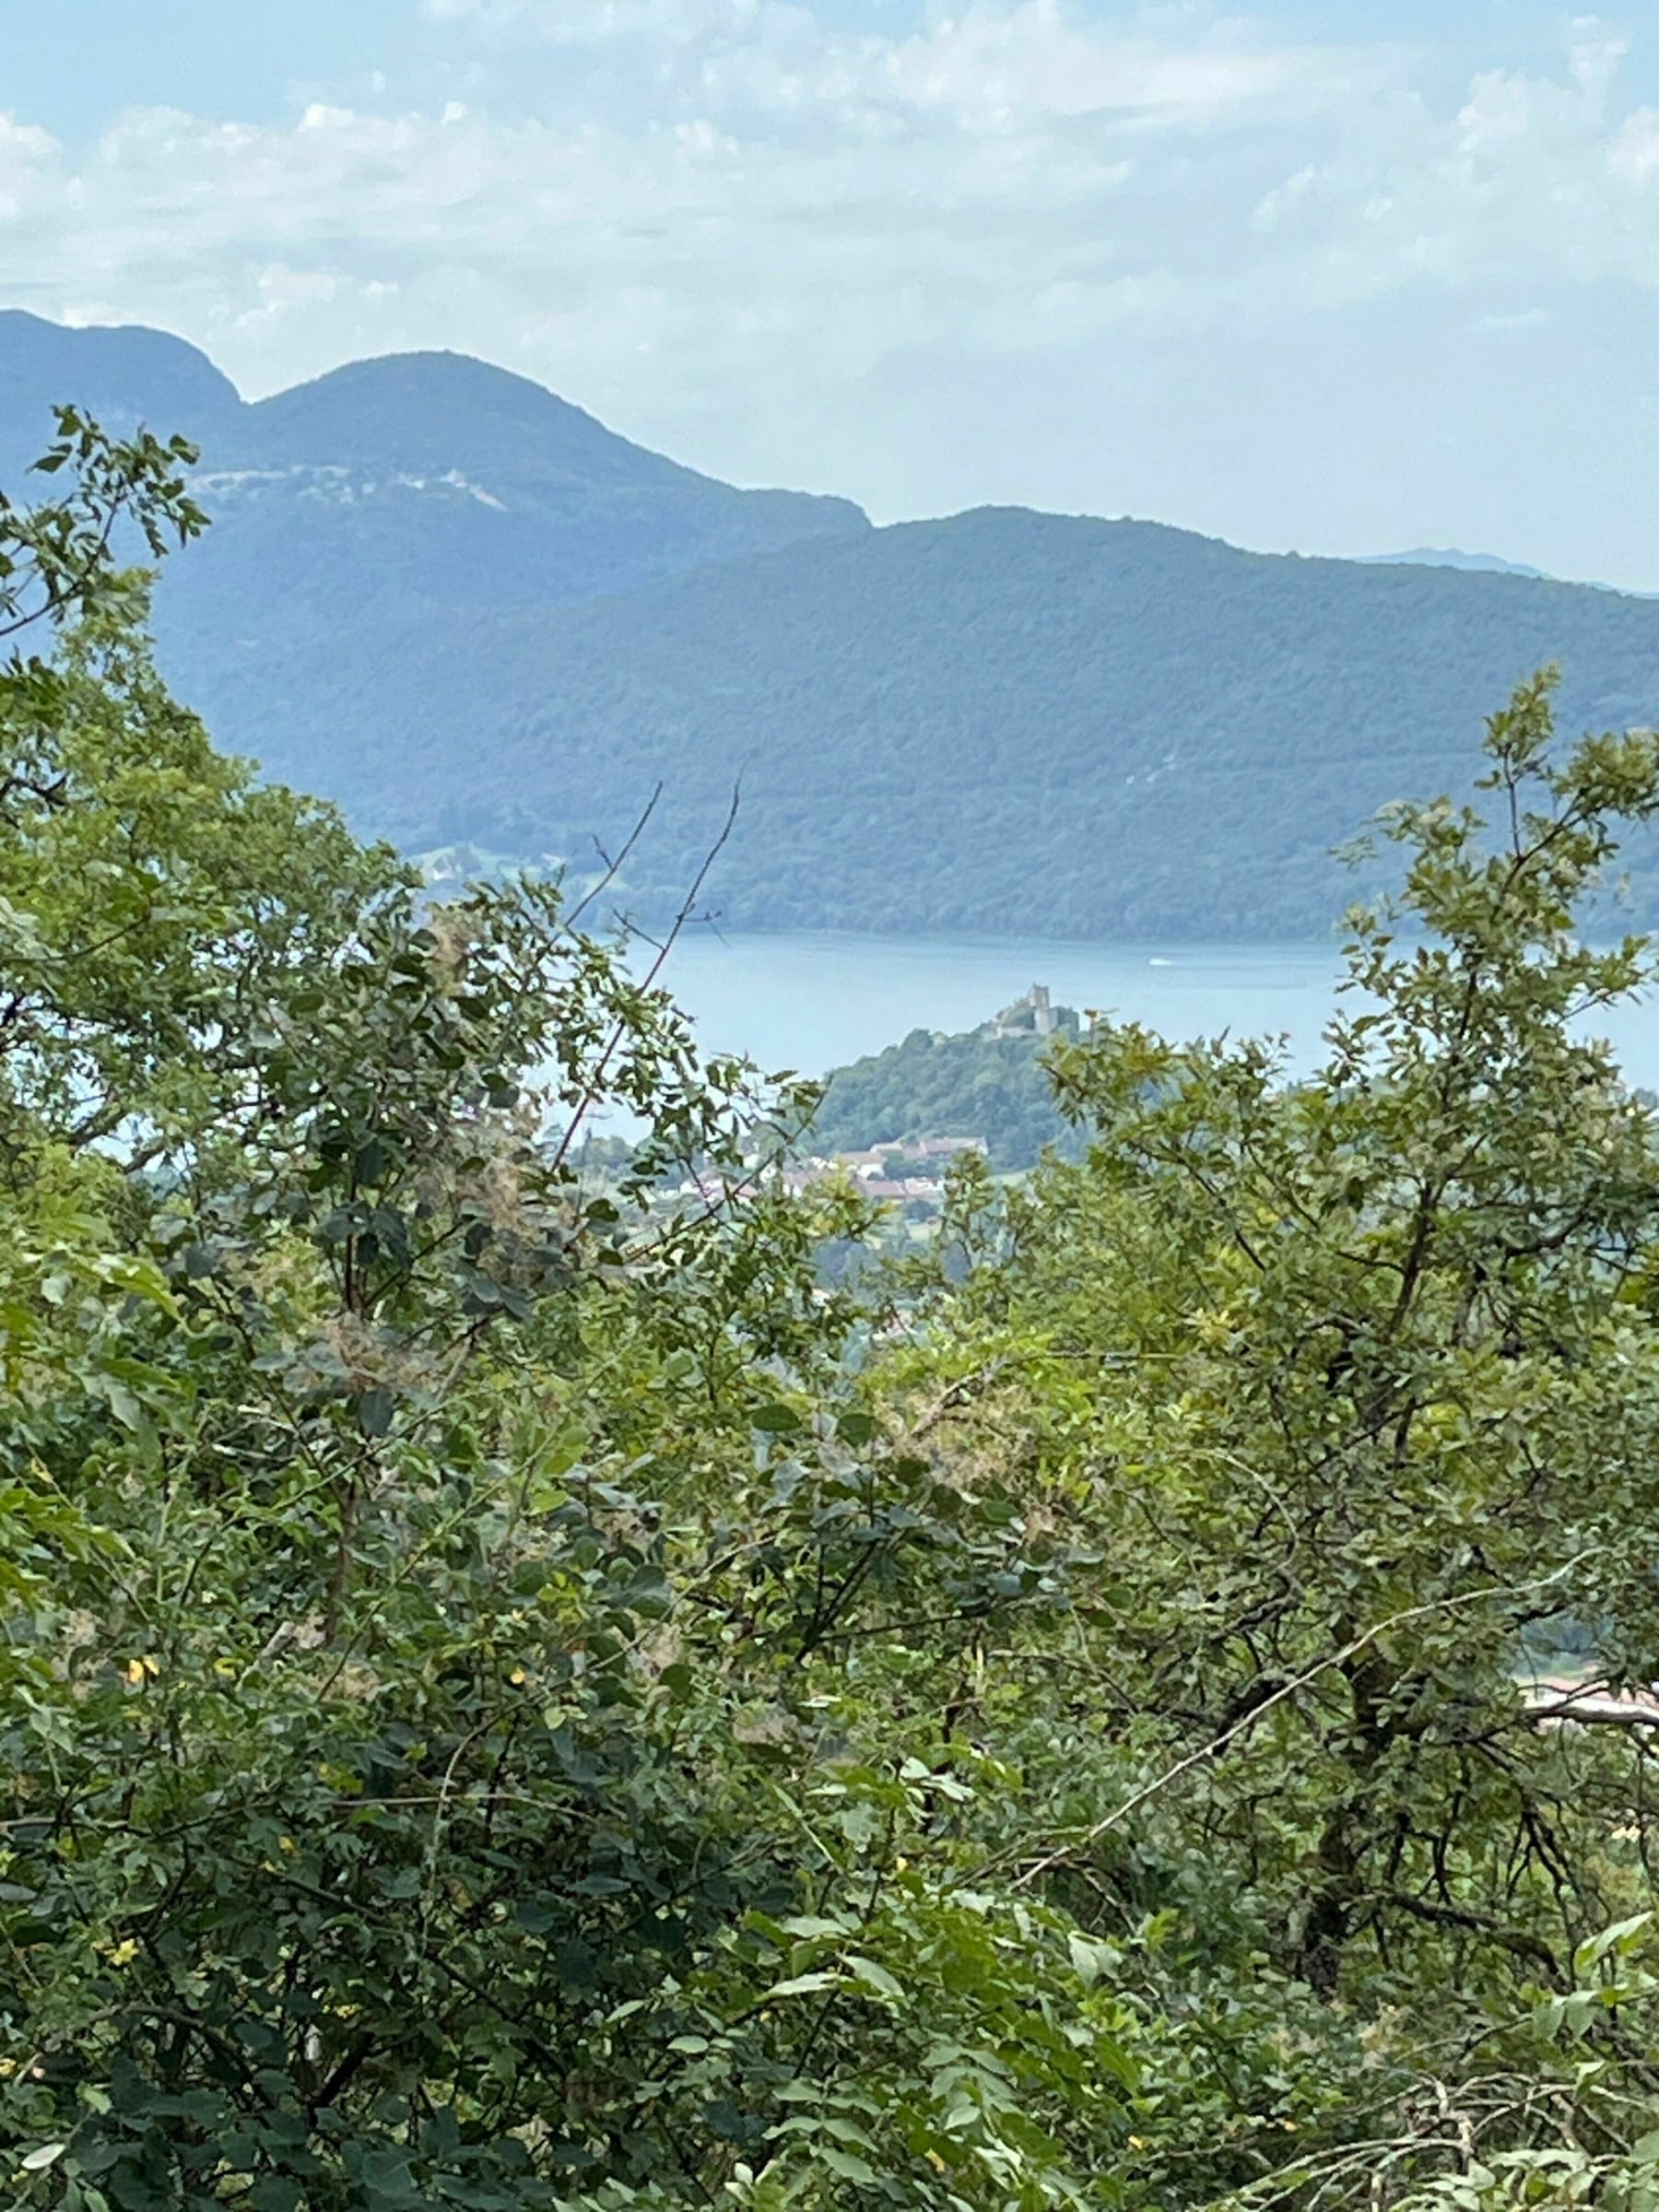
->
xmin=5 ymin=1 xmax=1659 ymax=585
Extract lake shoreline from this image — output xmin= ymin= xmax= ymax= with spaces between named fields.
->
xmin=635 ymin=928 xmax=1659 ymax=1092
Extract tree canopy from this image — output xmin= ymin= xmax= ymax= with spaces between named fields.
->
xmin=806 ymin=1007 xmax=1082 ymax=1172
xmin=7 ymin=421 xmax=1659 ymax=2212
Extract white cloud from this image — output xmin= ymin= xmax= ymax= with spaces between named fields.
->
xmin=233 ymin=265 xmax=345 ymax=335
xmin=1249 ymin=162 xmax=1318 ymax=234
xmin=2 ymin=8 xmax=1347 ymax=413
xmin=1610 ymin=106 xmax=1659 ymax=182
xmin=0 ymin=112 xmax=59 ymax=224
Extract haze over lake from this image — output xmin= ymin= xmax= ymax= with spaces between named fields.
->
xmin=653 ymin=931 xmax=1659 ymax=1094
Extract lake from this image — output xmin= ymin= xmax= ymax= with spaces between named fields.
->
xmin=648 ymin=929 xmax=1659 ymax=1090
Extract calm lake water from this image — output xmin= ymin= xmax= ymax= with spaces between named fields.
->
xmin=642 ymin=930 xmax=1659 ymax=1089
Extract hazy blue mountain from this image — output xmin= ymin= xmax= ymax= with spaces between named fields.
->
xmin=1358 ymin=547 xmax=1659 ymax=601
xmin=0 ymin=309 xmax=241 ymax=483
xmin=0 ymin=311 xmax=869 ymax=625
xmin=9 ymin=313 xmax=1659 ymax=942
xmin=160 ymin=504 xmax=1659 ymax=940
xmin=1356 ymin=547 xmax=1554 ymax=580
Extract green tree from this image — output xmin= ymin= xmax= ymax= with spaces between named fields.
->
xmin=0 ymin=419 xmax=1190 ymax=2211
xmin=0 ymin=409 xmax=400 ymax=1174
xmin=886 ymin=670 xmax=1659 ymax=2199
xmin=17 ymin=411 xmax=1659 ymax=2212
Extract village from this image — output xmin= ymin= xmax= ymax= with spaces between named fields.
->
xmin=668 ymin=1131 xmax=984 ymax=1218
xmin=776 ymin=1131 xmax=985 ymax=1207
xmin=667 ymin=986 xmax=1071 ymax=1217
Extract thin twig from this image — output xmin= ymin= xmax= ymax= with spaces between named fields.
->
xmin=1004 ymin=1559 xmax=1585 ymax=1888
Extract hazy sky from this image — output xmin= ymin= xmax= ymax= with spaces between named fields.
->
xmin=4 ymin=2 xmax=1659 ymax=585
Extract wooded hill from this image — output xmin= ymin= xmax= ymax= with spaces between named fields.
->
xmin=9 ymin=312 xmax=1659 ymax=938
xmin=807 ymin=994 xmax=1081 ymax=1170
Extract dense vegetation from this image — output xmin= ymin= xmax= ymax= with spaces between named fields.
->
xmin=12 ymin=419 xmax=1659 ymax=2211
xmin=807 ymin=1006 xmax=1082 ymax=1171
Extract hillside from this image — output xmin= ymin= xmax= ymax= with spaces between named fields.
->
xmin=10 ymin=312 xmax=1659 ymax=941
xmin=0 ymin=311 xmax=869 ymax=626
xmin=160 ymin=504 xmax=1659 ymax=938
xmin=0 ymin=310 xmax=243 ymax=477
xmin=807 ymin=989 xmax=1083 ymax=1171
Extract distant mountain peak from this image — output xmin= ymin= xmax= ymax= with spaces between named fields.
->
xmin=0 ymin=307 xmax=241 ymax=455
xmin=1356 ymin=547 xmax=1552 ymax=581
xmin=247 ymin=346 xmax=618 ymax=448
xmin=229 ymin=341 xmax=868 ymax=514
xmin=0 ymin=309 xmax=869 ymax=620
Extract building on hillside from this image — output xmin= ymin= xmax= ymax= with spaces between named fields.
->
xmin=988 ymin=983 xmax=1058 ymax=1038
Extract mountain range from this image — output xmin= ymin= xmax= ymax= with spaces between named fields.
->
xmin=6 ymin=308 xmax=1659 ymax=939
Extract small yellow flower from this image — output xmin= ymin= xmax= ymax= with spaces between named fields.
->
xmin=277 ymin=1836 xmax=297 ymax=1854
xmin=509 ymin=1667 xmax=528 ymax=1687
xmin=106 ymin=1939 xmax=140 ymax=1968
xmin=121 ymin=1655 xmax=161 ymax=1687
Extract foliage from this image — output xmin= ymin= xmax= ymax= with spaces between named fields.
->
xmin=0 ymin=417 xmax=1172 ymax=2212
xmin=13 ymin=421 xmax=1659 ymax=2212
xmin=807 ymin=1011 xmax=1083 ymax=1171
xmin=879 ymin=668 xmax=1659 ymax=2199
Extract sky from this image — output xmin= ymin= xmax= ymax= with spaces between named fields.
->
xmin=3 ymin=2 xmax=1659 ymax=586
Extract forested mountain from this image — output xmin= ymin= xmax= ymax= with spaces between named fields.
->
xmin=9 ymin=312 xmax=1659 ymax=939
xmin=164 ymin=504 xmax=1659 ymax=937
xmin=0 ymin=312 xmax=242 ymax=473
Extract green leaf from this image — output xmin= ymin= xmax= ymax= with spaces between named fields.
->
xmin=818 ymin=2147 xmax=878 ymax=2183
xmin=845 ymin=1954 xmax=903 ymax=2000
xmin=751 ymin=1402 xmax=804 ymax=1435
xmin=1574 ymin=1913 xmax=1653 ymax=1977
xmin=356 ymin=1387 xmax=395 ymax=1438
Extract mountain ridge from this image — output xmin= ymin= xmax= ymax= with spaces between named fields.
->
xmin=7 ymin=312 xmax=1659 ymax=941
xmin=1356 ymin=547 xmax=1554 ymax=582
xmin=159 ymin=498 xmax=1659 ymax=938
xmin=0 ymin=310 xmax=870 ymax=621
